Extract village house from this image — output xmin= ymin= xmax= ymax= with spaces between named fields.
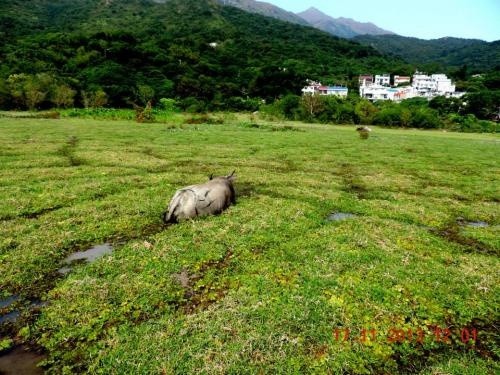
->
xmin=394 ymin=75 xmax=411 ymax=86
xmin=374 ymin=74 xmax=390 ymax=86
xmin=302 ymin=81 xmax=348 ymax=97
xmin=358 ymin=72 xmax=461 ymax=101
xmin=358 ymin=74 xmax=374 ymax=87
xmin=412 ymin=73 xmax=456 ymax=97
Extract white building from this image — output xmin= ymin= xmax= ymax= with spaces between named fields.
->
xmin=374 ymin=74 xmax=390 ymax=86
xmin=360 ymin=85 xmax=415 ymax=102
xmin=394 ymin=75 xmax=411 ymax=86
xmin=412 ymin=72 xmax=455 ymax=97
xmin=432 ymin=74 xmax=456 ymax=95
xmin=302 ymin=81 xmax=348 ymax=97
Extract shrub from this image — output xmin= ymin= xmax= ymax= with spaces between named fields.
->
xmin=158 ymin=98 xmax=179 ymax=112
xmin=411 ymin=108 xmax=442 ymax=129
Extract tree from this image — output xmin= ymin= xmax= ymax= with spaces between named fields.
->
xmin=52 ymin=84 xmax=76 ymax=108
xmin=24 ymin=82 xmax=46 ymax=110
xmin=82 ymin=89 xmax=108 ymax=108
xmin=6 ymin=74 xmax=28 ymax=108
xmin=300 ymin=94 xmax=324 ymax=119
xmin=135 ymin=84 xmax=155 ymax=106
xmin=355 ymin=100 xmax=377 ymax=124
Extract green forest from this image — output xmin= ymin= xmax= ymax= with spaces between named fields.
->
xmin=353 ymin=34 xmax=500 ymax=73
xmin=0 ymin=0 xmax=408 ymax=108
xmin=0 ymin=0 xmax=498 ymax=131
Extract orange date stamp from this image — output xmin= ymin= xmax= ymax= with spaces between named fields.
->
xmin=334 ymin=327 xmax=478 ymax=345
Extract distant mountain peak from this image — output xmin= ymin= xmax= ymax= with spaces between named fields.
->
xmin=297 ymin=6 xmax=395 ymax=39
xmin=217 ymin=0 xmax=309 ymax=26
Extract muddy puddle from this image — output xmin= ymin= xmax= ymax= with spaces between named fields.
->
xmin=327 ymin=212 xmax=357 ymax=221
xmin=1 ymin=243 xmax=114 ymax=326
xmin=0 ymin=299 xmax=48 ymax=326
xmin=0 ymin=296 xmax=19 ymax=310
xmin=463 ymin=221 xmax=489 ymax=228
xmin=457 ymin=218 xmax=490 ymax=228
xmin=58 ymin=242 xmax=113 ymax=274
xmin=0 ymin=345 xmax=45 ymax=375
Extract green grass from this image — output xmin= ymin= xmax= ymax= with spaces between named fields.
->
xmin=0 ymin=116 xmax=498 ymax=374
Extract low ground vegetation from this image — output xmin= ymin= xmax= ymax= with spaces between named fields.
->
xmin=0 ymin=116 xmax=498 ymax=373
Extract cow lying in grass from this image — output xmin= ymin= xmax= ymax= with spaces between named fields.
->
xmin=356 ymin=126 xmax=372 ymax=139
xmin=163 ymin=171 xmax=236 ymax=224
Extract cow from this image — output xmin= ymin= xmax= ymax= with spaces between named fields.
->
xmin=163 ymin=171 xmax=236 ymax=224
xmin=356 ymin=126 xmax=372 ymax=139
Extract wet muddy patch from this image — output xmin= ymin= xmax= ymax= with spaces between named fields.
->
xmin=326 ymin=212 xmax=358 ymax=221
xmin=58 ymin=243 xmax=113 ymax=274
xmin=430 ymin=220 xmax=497 ymax=256
xmin=0 ymin=204 xmax=65 ymax=221
xmin=335 ymin=163 xmax=370 ymax=199
xmin=0 ymin=344 xmax=46 ymax=375
xmin=456 ymin=217 xmax=490 ymax=228
xmin=0 ymin=296 xmax=20 ymax=310
xmin=172 ymin=248 xmax=234 ymax=314
xmin=236 ymin=181 xmax=267 ymax=198
xmin=0 ymin=297 xmax=48 ymax=326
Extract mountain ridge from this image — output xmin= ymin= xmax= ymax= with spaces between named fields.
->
xmin=297 ymin=6 xmax=395 ymax=39
xmin=216 ymin=0 xmax=310 ymax=26
xmin=353 ymin=34 xmax=500 ymax=72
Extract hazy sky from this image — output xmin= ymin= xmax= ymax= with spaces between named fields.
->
xmin=265 ymin=0 xmax=500 ymax=41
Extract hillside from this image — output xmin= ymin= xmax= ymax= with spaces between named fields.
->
xmin=297 ymin=7 xmax=395 ymax=39
xmin=353 ymin=34 xmax=500 ymax=72
xmin=0 ymin=0 xmax=410 ymax=108
xmin=216 ymin=0 xmax=309 ymax=26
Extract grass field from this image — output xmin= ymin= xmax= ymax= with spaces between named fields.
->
xmin=0 ymin=116 xmax=499 ymax=374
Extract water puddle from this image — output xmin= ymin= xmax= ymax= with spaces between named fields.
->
xmin=457 ymin=218 xmax=490 ymax=228
xmin=327 ymin=212 xmax=357 ymax=221
xmin=0 ymin=311 xmax=20 ymax=325
xmin=0 ymin=345 xmax=45 ymax=375
xmin=465 ymin=221 xmax=489 ymax=228
xmin=0 ymin=242 xmax=118 ymax=372
xmin=58 ymin=243 xmax=113 ymax=274
xmin=0 ymin=300 xmax=48 ymax=326
xmin=0 ymin=295 xmax=19 ymax=309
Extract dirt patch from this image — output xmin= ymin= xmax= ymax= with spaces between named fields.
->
xmin=430 ymin=222 xmax=497 ymax=256
xmin=0 ymin=345 xmax=46 ymax=375
xmin=0 ymin=205 xmax=65 ymax=221
xmin=56 ymin=136 xmax=85 ymax=166
xmin=336 ymin=163 xmax=370 ymax=199
xmin=173 ymin=247 xmax=234 ymax=314
xmin=236 ymin=181 xmax=266 ymax=198
xmin=391 ymin=316 xmax=499 ymax=373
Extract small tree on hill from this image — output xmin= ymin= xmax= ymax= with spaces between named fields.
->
xmin=300 ymin=93 xmax=324 ymax=119
xmin=52 ymin=84 xmax=76 ymax=108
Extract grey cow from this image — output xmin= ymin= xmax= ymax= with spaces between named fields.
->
xmin=163 ymin=171 xmax=236 ymax=223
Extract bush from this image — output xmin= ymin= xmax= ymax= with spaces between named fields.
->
xmin=447 ymin=114 xmax=498 ymax=133
xmin=373 ymin=106 xmax=403 ymax=127
xmin=179 ymin=97 xmax=206 ymax=113
xmin=411 ymin=108 xmax=442 ymax=129
xmin=158 ymin=98 xmax=179 ymax=112
xmin=226 ymin=96 xmax=261 ymax=112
